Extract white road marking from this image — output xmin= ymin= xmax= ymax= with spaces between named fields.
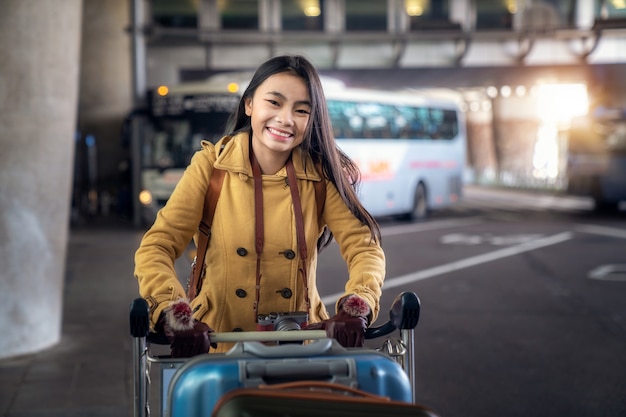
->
xmin=381 ymin=217 xmax=484 ymax=237
xmin=576 ymin=224 xmax=626 ymax=240
xmin=440 ymin=233 xmax=545 ymax=246
xmin=588 ymin=264 xmax=626 ymax=281
xmin=321 ymin=231 xmax=573 ymax=305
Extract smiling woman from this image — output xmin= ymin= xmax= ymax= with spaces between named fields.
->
xmin=134 ymin=55 xmax=385 ymax=356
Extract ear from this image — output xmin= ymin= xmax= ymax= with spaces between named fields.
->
xmin=244 ymin=97 xmax=252 ymax=116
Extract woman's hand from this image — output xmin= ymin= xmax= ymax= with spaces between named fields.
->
xmin=161 ymin=299 xmax=214 ymax=357
xmin=305 ymin=295 xmax=370 ymax=348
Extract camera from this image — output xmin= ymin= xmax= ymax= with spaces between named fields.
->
xmin=256 ymin=311 xmax=308 ymax=331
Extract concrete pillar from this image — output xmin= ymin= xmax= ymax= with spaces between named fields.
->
xmin=76 ymin=0 xmax=132 ymax=221
xmin=492 ymin=94 xmax=541 ymax=186
xmin=0 ymin=0 xmax=83 ymax=359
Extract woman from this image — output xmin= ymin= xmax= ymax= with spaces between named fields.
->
xmin=134 ymin=55 xmax=385 ymax=356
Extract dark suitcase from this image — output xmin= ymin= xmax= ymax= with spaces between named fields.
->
xmin=211 ymin=381 xmax=439 ymax=417
xmin=166 ymin=339 xmax=413 ymax=417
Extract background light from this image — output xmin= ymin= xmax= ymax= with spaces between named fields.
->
xmin=304 ymin=6 xmax=320 ymax=16
xmin=536 ymin=83 xmax=588 ymax=123
xmin=302 ymin=0 xmax=321 ymax=17
xmin=139 ymin=190 xmax=153 ymax=205
xmin=157 ymin=85 xmax=169 ymax=96
xmin=405 ymin=0 xmax=425 ymax=16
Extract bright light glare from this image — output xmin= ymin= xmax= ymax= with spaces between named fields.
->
xmin=486 ymin=86 xmax=498 ymax=98
xmin=536 ymin=83 xmax=588 ymax=123
xmin=405 ymin=0 xmax=424 ymax=16
xmin=139 ymin=190 xmax=153 ymax=206
xmin=304 ymin=6 xmax=320 ymax=16
xmin=506 ymin=0 xmax=518 ymax=13
xmin=227 ymin=82 xmax=239 ymax=93
xmin=157 ymin=85 xmax=169 ymax=96
xmin=302 ymin=1 xmax=321 ymax=17
xmin=611 ymin=0 xmax=626 ymax=9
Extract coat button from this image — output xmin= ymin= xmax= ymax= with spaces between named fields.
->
xmin=281 ymin=249 xmax=296 ymax=260
xmin=277 ymin=288 xmax=293 ymax=299
xmin=235 ymin=289 xmax=247 ymax=298
xmin=236 ymin=247 xmax=248 ymax=257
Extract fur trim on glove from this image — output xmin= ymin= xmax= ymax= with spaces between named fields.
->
xmin=341 ymin=295 xmax=371 ymax=318
xmin=165 ymin=299 xmax=195 ymax=331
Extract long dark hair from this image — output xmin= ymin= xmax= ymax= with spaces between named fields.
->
xmin=225 ymin=55 xmax=381 ymax=250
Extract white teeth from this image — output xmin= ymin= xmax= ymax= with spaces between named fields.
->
xmin=268 ymin=128 xmax=291 ymax=138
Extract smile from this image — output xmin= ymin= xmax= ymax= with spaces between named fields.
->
xmin=267 ymin=127 xmax=292 ymax=138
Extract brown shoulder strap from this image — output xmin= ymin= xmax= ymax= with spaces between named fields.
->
xmin=186 ymin=139 xmax=231 ymax=299
xmin=187 ymin=167 xmax=225 ymax=299
xmin=313 ymin=164 xmax=326 ymax=227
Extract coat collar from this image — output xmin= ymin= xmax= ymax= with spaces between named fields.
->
xmin=212 ymin=132 xmax=322 ymax=182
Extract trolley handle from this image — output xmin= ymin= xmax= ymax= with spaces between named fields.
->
xmin=129 ymin=297 xmax=150 ymax=338
xmin=129 ymin=291 xmax=420 ymax=342
xmin=365 ymin=291 xmax=421 ymax=339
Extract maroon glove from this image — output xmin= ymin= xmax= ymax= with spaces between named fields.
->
xmin=305 ymin=295 xmax=371 ymax=348
xmin=161 ymin=299 xmax=214 ymax=358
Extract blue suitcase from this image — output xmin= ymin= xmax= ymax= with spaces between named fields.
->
xmin=165 ymin=338 xmax=413 ymax=417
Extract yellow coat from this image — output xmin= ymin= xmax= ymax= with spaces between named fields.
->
xmin=134 ymin=132 xmax=385 ymax=352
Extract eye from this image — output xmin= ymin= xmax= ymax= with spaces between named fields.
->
xmin=296 ymin=107 xmax=311 ymax=115
xmin=265 ymin=99 xmax=280 ymax=106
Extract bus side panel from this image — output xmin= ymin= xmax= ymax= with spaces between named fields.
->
xmin=408 ymin=141 xmax=463 ymax=212
xmin=337 ymin=138 xmax=464 ymax=217
xmin=337 ymin=140 xmax=413 ymax=217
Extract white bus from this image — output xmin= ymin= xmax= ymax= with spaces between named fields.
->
xmin=136 ymin=73 xmax=465 ymax=223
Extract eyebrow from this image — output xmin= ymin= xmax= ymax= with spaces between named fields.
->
xmin=266 ymin=91 xmax=311 ymax=107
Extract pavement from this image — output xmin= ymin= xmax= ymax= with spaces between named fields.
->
xmin=0 ymin=218 xmax=147 ymax=417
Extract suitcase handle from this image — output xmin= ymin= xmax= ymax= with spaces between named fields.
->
xmin=243 ymin=359 xmax=355 ymax=386
xmin=235 ymin=338 xmax=339 ymax=358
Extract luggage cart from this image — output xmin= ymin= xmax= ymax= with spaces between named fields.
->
xmin=129 ymin=291 xmax=421 ymax=417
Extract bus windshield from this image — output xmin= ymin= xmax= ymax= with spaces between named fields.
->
xmin=142 ymin=91 xmax=240 ymax=170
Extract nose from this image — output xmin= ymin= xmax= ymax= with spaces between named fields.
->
xmin=276 ymin=108 xmax=294 ymax=126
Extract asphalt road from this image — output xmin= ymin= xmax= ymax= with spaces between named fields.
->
xmin=4 ymin=185 xmax=621 ymax=417
xmin=317 ymin=186 xmax=626 ymax=417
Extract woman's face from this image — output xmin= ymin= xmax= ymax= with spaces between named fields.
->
xmin=245 ymin=72 xmax=311 ymax=168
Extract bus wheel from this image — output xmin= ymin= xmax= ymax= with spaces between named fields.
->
xmin=410 ymin=183 xmax=428 ymax=220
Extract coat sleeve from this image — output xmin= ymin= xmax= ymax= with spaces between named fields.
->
xmin=134 ymin=142 xmax=216 ymax=328
xmin=322 ymin=182 xmax=386 ymax=323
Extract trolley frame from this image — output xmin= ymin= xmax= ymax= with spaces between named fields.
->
xmin=129 ymin=291 xmax=420 ymax=417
